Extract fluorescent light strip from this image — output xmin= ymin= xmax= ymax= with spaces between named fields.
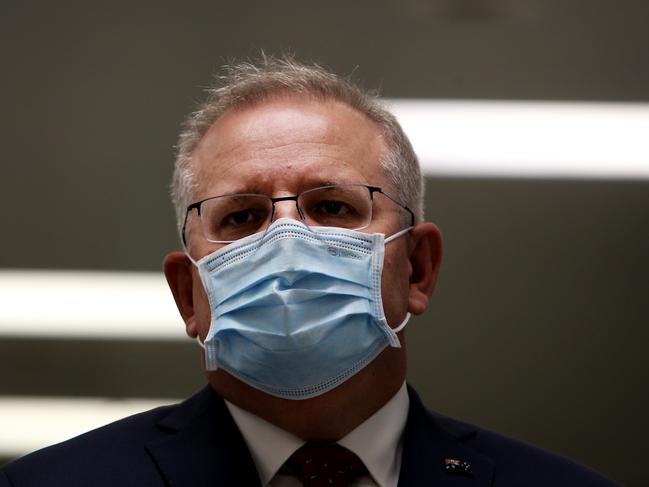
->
xmin=386 ymin=99 xmax=649 ymax=179
xmin=0 ymin=396 xmax=177 ymax=457
xmin=0 ymin=270 xmax=186 ymax=340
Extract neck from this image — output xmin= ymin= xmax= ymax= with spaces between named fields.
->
xmin=209 ymin=345 xmax=407 ymax=441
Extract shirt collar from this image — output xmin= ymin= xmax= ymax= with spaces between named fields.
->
xmin=225 ymin=399 xmax=302 ymax=486
xmin=338 ymin=382 xmax=409 ymax=486
xmin=225 ymin=382 xmax=409 ymax=487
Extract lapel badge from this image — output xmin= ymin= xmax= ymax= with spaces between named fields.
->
xmin=444 ymin=458 xmax=473 ymax=477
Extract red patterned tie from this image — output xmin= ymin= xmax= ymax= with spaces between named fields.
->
xmin=286 ymin=443 xmax=369 ymax=487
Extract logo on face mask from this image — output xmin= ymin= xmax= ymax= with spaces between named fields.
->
xmin=326 ymin=246 xmax=362 ymax=259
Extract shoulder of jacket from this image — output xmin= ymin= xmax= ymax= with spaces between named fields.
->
xmin=430 ymin=410 xmax=620 ymax=486
xmin=0 ymin=402 xmax=178 ymax=486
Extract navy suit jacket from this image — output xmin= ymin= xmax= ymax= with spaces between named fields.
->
xmin=1 ymin=385 xmax=618 ymax=486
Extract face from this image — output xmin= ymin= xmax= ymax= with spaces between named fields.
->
xmin=164 ymin=95 xmax=441 ymax=437
xmin=189 ymin=96 xmax=411 ymax=325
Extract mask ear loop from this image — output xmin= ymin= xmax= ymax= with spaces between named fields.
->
xmin=384 ymin=226 xmax=413 ymax=337
xmin=384 ymin=226 xmax=413 ymax=244
xmin=185 ymin=250 xmax=199 ymax=268
xmin=196 ymin=334 xmax=220 ymax=371
xmin=182 ymin=226 xmax=201 ymax=267
xmin=392 ymin=312 xmax=411 ymax=333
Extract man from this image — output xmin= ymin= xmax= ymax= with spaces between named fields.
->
xmin=1 ymin=56 xmax=618 ymax=486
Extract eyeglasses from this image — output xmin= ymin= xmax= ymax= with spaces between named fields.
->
xmin=182 ymin=184 xmax=415 ymax=245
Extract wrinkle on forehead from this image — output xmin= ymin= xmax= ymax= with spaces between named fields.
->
xmin=196 ymin=98 xmax=382 ymax=157
xmin=190 ymin=96 xmax=388 ymax=199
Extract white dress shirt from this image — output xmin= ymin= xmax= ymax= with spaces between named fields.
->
xmin=225 ymin=382 xmax=409 ymax=487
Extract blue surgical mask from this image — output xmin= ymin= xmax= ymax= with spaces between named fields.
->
xmin=191 ymin=218 xmax=412 ymax=400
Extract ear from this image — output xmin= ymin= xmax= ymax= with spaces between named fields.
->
xmin=163 ymin=251 xmax=200 ymax=338
xmin=407 ymin=223 xmax=443 ymax=315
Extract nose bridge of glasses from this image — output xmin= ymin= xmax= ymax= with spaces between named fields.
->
xmin=271 ymin=195 xmax=303 ymax=222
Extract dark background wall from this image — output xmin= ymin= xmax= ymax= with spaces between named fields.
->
xmin=2 ymin=1 xmax=648 ymax=485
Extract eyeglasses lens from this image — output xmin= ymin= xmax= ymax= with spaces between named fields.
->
xmin=299 ymin=185 xmax=372 ymax=230
xmin=201 ymin=195 xmax=273 ymax=242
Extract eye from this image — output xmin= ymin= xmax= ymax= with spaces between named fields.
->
xmin=226 ymin=209 xmax=255 ymax=226
xmin=215 ymin=208 xmax=267 ymax=240
xmin=317 ymin=200 xmax=349 ymax=216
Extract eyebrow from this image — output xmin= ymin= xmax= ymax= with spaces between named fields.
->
xmin=211 ymin=179 xmax=351 ymax=198
xmin=300 ymin=178 xmax=345 ymax=189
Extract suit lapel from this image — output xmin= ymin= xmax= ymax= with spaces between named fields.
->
xmin=398 ymin=386 xmax=495 ymax=487
xmin=145 ymin=386 xmax=261 ymax=487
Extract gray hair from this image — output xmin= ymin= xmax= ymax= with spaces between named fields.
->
xmin=171 ymin=54 xmax=423 ymax=237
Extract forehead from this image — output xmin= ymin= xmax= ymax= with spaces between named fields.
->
xmin=190 ymin=96 xmax=389 ymax=198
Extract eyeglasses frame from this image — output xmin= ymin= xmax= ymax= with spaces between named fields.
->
xmin=181 ymin=184 xmax=415 ymax=246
